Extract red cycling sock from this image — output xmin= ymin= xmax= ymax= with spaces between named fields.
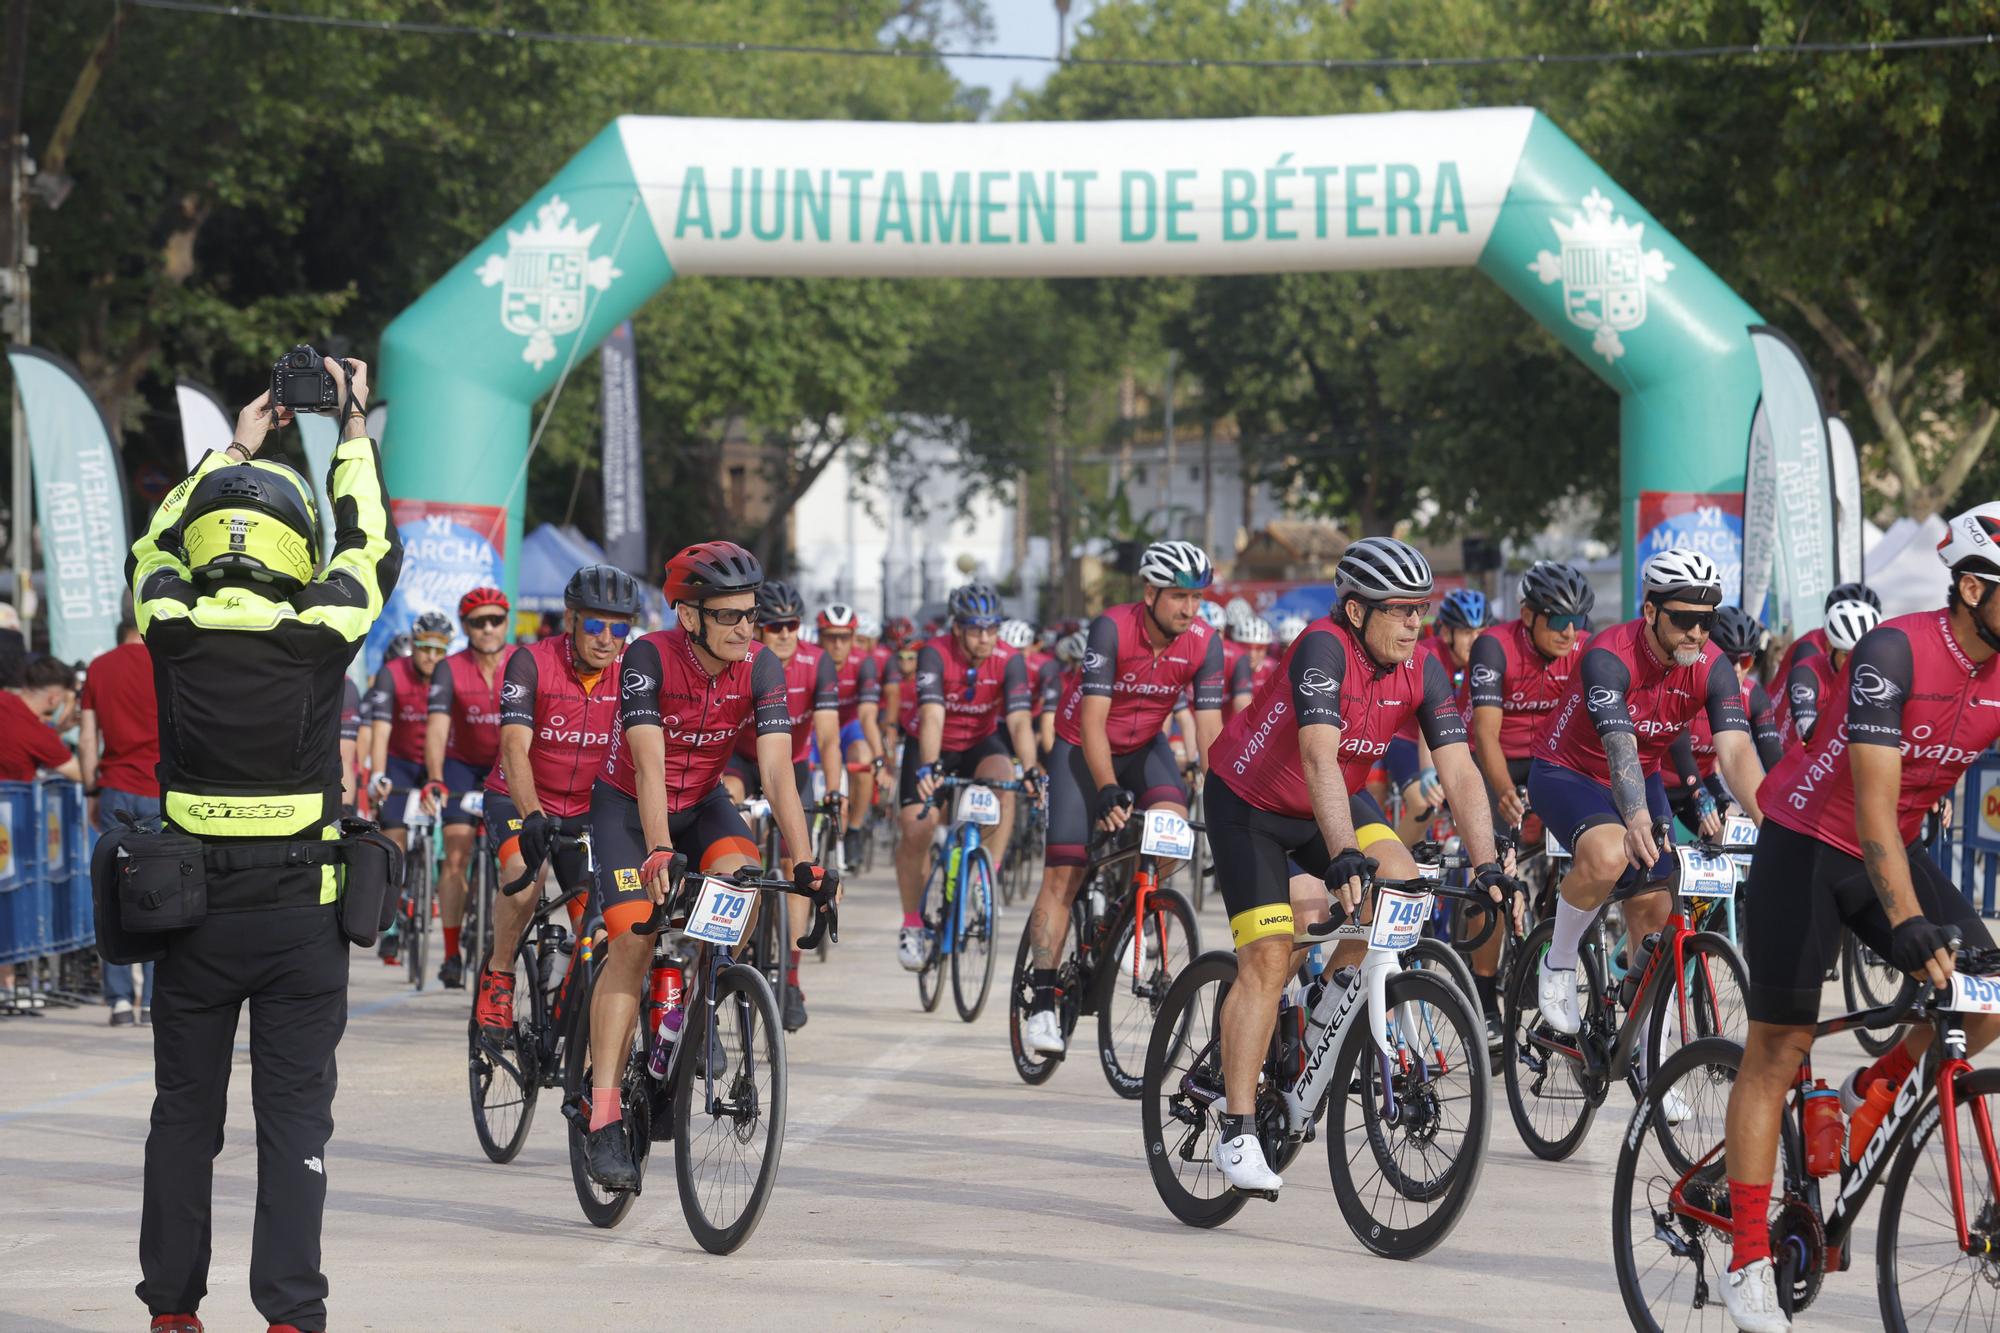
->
xmin=443 ymin=926 xmax=461 ymax=957
xmin=1859 ymin=1041 xmax=1916 ymax=1097
xmin=1728 ymin=1179 xmax=1772 ymax=1271
xmin=789 ymin=948 xmax=802 ymax=968
xmin=902 ymin=912 xmax=922 ymax=929
xmin=786 ymin=968 xmax=801 ymax=986
xmin=589 ymin=1087 xmax=622 ymax=1131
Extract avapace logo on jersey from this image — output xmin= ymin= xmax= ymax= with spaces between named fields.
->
xmin=1469 ymin=664 xmax=1500 ymax=688
xmin=661 ymin=716 xmax=743 ymax=748
xmin=1115 ymin=676 xmax=1182 ymax=698
xmin=1228 ymin=697 xmax=1290 ymax=777
xmin=538 ymin=711 xmax=615 ymax=749
xmin=623 ymin=669 xmax=658 ymax=696
xmin=1340 ymin=735 xmax=1391 ymax=762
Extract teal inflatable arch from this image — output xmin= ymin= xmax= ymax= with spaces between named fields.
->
xmin=379 ymin=109 xmax=1780 ymax=653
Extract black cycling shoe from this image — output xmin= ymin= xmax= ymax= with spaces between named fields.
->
xmin=438 ymin=954 xmax=465 ymax=990
xmin=783 ymin=983 xmax=807 ymax=1032
xmin=842 ymin=828 xmax=863 ymax=872
xmin=584 ymin=1120 xmax=640 ymax=1192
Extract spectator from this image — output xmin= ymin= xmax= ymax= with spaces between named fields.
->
xmin=81 ymin=617 xmax=160 ymax=1026
xmin=0 ymin=653 xmax=78 ymax=1012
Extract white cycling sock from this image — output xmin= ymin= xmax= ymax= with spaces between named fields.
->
xmin=1545 ymin=899 xmax=1595 ymax=972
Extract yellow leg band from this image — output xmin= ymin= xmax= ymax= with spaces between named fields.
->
xmin=1355 ymin=822 xmax=1400 ymax=852
xmin=1230 ymin=903 xmax=1295 ymax=950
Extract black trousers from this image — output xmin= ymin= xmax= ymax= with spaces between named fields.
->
xmin=137 ymin=901 xmax=348 ymax=1330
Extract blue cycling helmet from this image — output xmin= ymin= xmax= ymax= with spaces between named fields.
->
xmin=947 ymin=583 xmax=1003 ymax=623
xmin=1438 ymin=588 xmax=1487 ymax=630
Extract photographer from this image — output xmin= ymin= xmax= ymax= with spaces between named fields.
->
xmin=128 ymin=353 xmax=399 ymax=1333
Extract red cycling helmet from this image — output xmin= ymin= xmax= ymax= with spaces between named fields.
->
xmin=459 ymin=586 xmax=509 ymax=619
xmin=663 ymin=540 xmax=763 ymax=605
xmin=885 ymin=615 xmax=916 ymax=647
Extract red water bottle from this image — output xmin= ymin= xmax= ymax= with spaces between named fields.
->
xmin=1803 ymin=1080 xmax=1843 ymax=1178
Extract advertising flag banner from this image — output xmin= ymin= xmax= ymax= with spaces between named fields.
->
xmin=599 ymin=319 xmax=646 ymax=574
xmin=1750 ymin=328 xmax=1838 ymax=635
xmin=1635 ymin=491 xmax=1744 ymax=610
xmin=1827 ymin=416 xmax=1864 ymax=582
xmin=174 ymin=380 xmax=232 ymax=471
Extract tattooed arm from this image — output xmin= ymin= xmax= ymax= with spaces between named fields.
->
xmin=1604 ymin=730 xmax=1662 ymax=869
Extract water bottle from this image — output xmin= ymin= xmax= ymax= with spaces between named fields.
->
xmin=1803 ymin=1081 xmax=1844 ymax=1177
xmin=647 ymin=1006 xmax=684 ymax=1080
xmin=1301 ymin=966 xmax=1358 ymax=1059
xmin=541 ymin=934 xmax=572 ymax=994
xmin=1618 ymin=932 xmax=1662 ymax=1010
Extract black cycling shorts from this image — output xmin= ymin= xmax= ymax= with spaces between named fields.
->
xmin=479 ymin=789 xmax=591 ymax=896
xmin=1044 ymin=734 xmax=1186 ymax=867
xmin=1206 ymin=774 xmax=1400 ymax=950
xmin=898 ymin=728 xmax=1012 ymax=807
xmin=724 ymin=751 xmax=814 ymax=808
xmin=589 ymin=780 xmax=759 ymax=942
xmin=1743 ymin=820 xmax=1994 ymax=1026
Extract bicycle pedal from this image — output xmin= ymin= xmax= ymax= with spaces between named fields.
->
xmin=1231 ymin=1187 xmax=1280 ymax=1203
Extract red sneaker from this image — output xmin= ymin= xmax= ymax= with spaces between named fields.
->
xmin=267 ymin=1325 xmax=308 ymax=1332
xmin=150 ymin=1316 xmax=203 ymax=1333
xmin=473 ymin=967 xmax=516 ymax=1031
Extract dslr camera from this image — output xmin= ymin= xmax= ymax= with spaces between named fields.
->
xmin=270 ymin=344 xmax=353 ymax=414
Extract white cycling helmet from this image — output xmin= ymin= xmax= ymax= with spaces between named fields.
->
xmin=1335 ymin=537 xmax=1434 ymax=601
xmin=1824 ymin=598 xmax=1881 ymax=652
xmin=1223 ymin=596 xmax=1255 ymax=633
xmin=1937 ymin=502 xmax=2000 ymax=574
xmin=1641 ymin=548 xmax=1724 ymax=606
xmin=1276 ymin=613 xmax=1310 ymax=646
xmin=997 ymin=618 xmax=1034 ymax=650
xmin=856 ymin=614 xmax=882 ymax=640
xmin=1054 ymin=629 xmax=1087 ymax=666
xmin=816 ymin=602 xmax=858 ymax=631
xmin=1137 ymin=539 xmax=1215 ymax=589
xmin=1231 ymin=616 xmax=1273 ymax=646
xmin=1198 ymin=600 xmax=1227 ymax=631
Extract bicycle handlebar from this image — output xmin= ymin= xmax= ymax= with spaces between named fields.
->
xmin=501 ymin=832 xmax=588 ymax=897
xmin=630 ymin=862 xmax=842 ymax=950
xmin=1304 ymin=875 xmax=1511 ymax=951
xmin=916 ymin=774 xmax=1032 ymax=817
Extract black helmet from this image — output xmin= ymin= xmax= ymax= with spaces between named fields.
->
xmin=180 ymin=460 xmax=321 ymax=591
xmin=1518 ymin=561 xmax=1596 ymax=618
xmin=756 ymin=579 xmax=805 ymax=625
xmin=386 ymin=633 xmax=413 ymax=659
xmin=1824 ymin=581 xmax=1881 ymax=614
xmin=947 ymin=583 xmax=1004 ymax=622
xmin=1709 ymin=605 xmax=1761 ymax=658
xmin=564 ymin=563 xmax=642 ymax=617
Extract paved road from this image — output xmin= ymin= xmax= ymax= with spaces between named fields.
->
xmin=3 ymin=869 xmax=1888 ymax=1331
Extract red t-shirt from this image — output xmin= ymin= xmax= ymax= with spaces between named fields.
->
xmin=0 ymin=689 xmax=72 ymax=783
xmin=81 ymin=640 xmax=160 ymax=797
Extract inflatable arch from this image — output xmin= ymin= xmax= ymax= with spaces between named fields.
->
xmin=379 ymin=109 xmax=1819 ymax=656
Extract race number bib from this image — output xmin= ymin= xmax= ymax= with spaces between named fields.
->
xmin=957 ymin=785 xmax=1001 ymax=826
xmin=1139 ymin=809 xmax=1195 ymax=859
xmin=1370 ymin=887 xmax=1434 ymax=952
xmin=460 ymin=790 xmax=484 ymax=818
xmin=1723 ymin=814 xmax=1757 ymax=867
xmin=1677 ymin=846 xmax=1738 ymax=900
xmin=684 ymin=876 xmax=754 ymax=946
xmin=1948 ymin=972 xmax=2000 ymax=1015
xmin=401 ymin=790 xmax=426 ymax=825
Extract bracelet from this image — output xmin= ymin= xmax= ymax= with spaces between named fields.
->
xmin=226 ymin=441 xmax=251 ymax=458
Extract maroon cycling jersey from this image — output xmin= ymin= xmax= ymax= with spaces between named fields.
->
xmin=815 ymin=650 xmax=880 ymax=727
xmin=875 ymin=645 xmax=903 ymax=726
xmin=1533 ymin=618 xmax=1748 ymax=779
xmin=1773 ymin=627 xmax=1829 ymax=697
xmin=1054 ymin=603 xmax=1225 ymax=752
xmin=1220 ymin=637 xmax=1246 ymax=695
xmin=1763 ymin=610 xmax=2000 ymax=858
xmin=1396 ymin=637 xmax=1471 ymax=741
xmin=1669 ymin=675 xmax=1784 ymax=788
xmin=1467 ymin=618 xmax=1583 ymax=758
xmin=602 ymin=628 xmax=791 ymax=811
xmin=367 ymin=656 xmax=433 ymax=764
xmin=1209 ymin=615 xmax=1467 ymax=817
xmin=339 ymin=677 xmax=362 ymax=744
xmin=1773 ymin=651 xmax=1838 ymax=747
xmin=913 ymin=635 xmax=1031 ymax=752
xmin=488 ymin=634 xmax=621 ymax=818
xmin=736 ymin=643 xmax=825 ymax=765
xmin=1025 ymin=650 xmax=1060 ymax=718
xmin=1224 ymin=652 xmax=1279 ymax=722
xmin=428 ymin=646 xmax=517 ymax=769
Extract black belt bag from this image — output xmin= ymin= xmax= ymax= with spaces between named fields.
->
xmin=90 ymin=818 xmax=175 ymax=966
xmin=332 ymin=819 xmax=403 ymax=948
xmin=116 ymin=826 xmax=211 ymax=937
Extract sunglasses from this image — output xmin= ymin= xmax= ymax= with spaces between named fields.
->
xmin=413 ymin=642 xmax=449 ymax=655
xmin=1658 ymin=606 xmax=1718 ymax=633
xmin=699 ymin=605 xmax=755 ymax=627
xmin=580 ymin=617 xmax=632 ymax=639
xmin=465 ymin=615 xmax=507 ymax=630
xmin=762 ymin=619 xmax=801 ymax=634
xmin=962 ymin=666 xmax=982 ymax=701
xmin=1540 ymin=612 xmax=1588 ymax=633
xmin=1367 ymin=600 xmax=1431 ymax=622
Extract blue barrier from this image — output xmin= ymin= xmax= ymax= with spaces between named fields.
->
xmin=0 ymin=780 xmax=94 ymax=965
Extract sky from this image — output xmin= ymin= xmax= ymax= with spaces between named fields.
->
xmin=942 ymin=0 xmax=1097 ymax=111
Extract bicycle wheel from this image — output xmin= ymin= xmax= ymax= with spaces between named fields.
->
xmin=1096 ymin=885 xmax=1200 ymax=1099
xmin=1325 ymin=969 xmax=1490 ymax=1259
xmin=563 ymin=966 xmax=650 ymax=1229
xmin=916 ymin=856 xmax=946 ymax=1013
xmin=1401 ymin=938 xmax=1481 ymax=1038
xmin=468 ymin=938 xmax=541 ymax=1164
xmin=1139 ymin=950 xmax=1249 ymax=1229
xmin=1501 ymin=918 xmax=1606 ymax=1161
xmin=1876 ymin=1066 xmax=2000 ymax=1330
xmin=1007 ymin=914 xmax=1080 ymax=1085
xmin=1611 ymin=1037 xmax=1747 ymax=1333
xmin=1841 ymin=929 xmax=1906 ymax=1057
xmin=673 ymin=962 xmax=786 ymax=1255
xmin=951 ymin=847 xmax=999 ymax=1022
xmin=1642 ymin=932 xmax=1749 ymax=1087
xmin=406 ymin=839 xmax=432 ymax=990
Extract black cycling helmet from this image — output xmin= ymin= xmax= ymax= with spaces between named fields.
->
xmin=1824 ymin=581 xmax=1882 ymax=614
xmin=756 ymin=579 xmax=805 ymax=625
xmin=662 ymin=540 xmax=762 ymax=605
xmin=386 ymin=632 xmax=413 ymax=659
xmin=1709 ymin=605 xmax=1761 ymax=658
xmin=1518 ymin=560 xmax=1596 ymax=619
xmin=564 ymin=563 xmax=642 ymax=617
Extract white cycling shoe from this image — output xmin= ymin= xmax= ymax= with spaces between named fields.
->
xmin=1212 ymin=1131 xmax=1283 ymax=1194
xmin=1721 ymin=1257 xmax=1791 ymax=1332
xmin=1023 ymin=1009 xmax=1066 ymax=1054
xmin=1537 ymin=959 xmax=1582 ymax=1035
xmin=1661 ymin=1085 xmax=1693 ymax=1125
xmin=897 ymin=927 xmax=931 ymax=973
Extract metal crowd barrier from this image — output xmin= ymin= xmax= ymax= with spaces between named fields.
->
xmin=0 ymin=779 xmax=94 ymax=966
xmin=1948 ymin=754 xmax=2000 ymax=917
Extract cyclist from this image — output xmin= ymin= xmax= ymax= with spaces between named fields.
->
xmin=894 ymin=582 xmax=1043 ymax=972
xmin=858 ymin=613 xmax=901 ymax=740
xmin=1202 ymin=538 xmax=1513 ymax=1193
xmin=1385 ymin=587 xmax=1485 ymax=843
xmin=420 ymin=587 xmax=518 ymax=989
xmin=1772 ymin=580 xmax=1881 ymax=688
xmin=1664 ymin=604 xmax=1785 ymax=837
xmin=365 ymin=612 xmax=453 ymax=965
xmin=1469 ymin=560 xmax=1594 ymax=837
xmin=1275 ymin=612 xmax=1309 ymax=648
xmin=339 ymin=676 xmax=363 ymax=814
xmin=471 ymin=565 xmax=637 ymax=1034
xmin=582 ymin=541 xmax=825 ymax=1191
xmin=1223 ymin=615 xmax=1276 ymax=720
xmin=1528 ymin=548 xmax=1768 ymax=1037
xmin=1002 ymin=618 xmax=1060 ymax=755
xmin=723 ymin=578 xmax=840 ymax=1031
xmin=1773 ymin=598 xmax=1881 ymax=746
xmin=1020 ymin=540 xmax=1225 ymax=1054
xmin=816 ymin=602 xmax=887 ymax=871
xmin=1717 ymin=508 xmax=2000 ymax=1331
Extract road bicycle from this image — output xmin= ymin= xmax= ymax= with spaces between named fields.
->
xmin=742 ymin=791 xmax=842 ymax=1017
xmin=1611 ymin=937 xmax=2000 ymax=1331
xmin=459 ymin=792 xmax=497 ymax=982
xmin=911 ymin=775 xmax=1026 ymax=1022
xmin=1006 ymin=806 xmax=1202 ymax=1096
xmin=379 ymin=788 xmax=438 ymax=990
